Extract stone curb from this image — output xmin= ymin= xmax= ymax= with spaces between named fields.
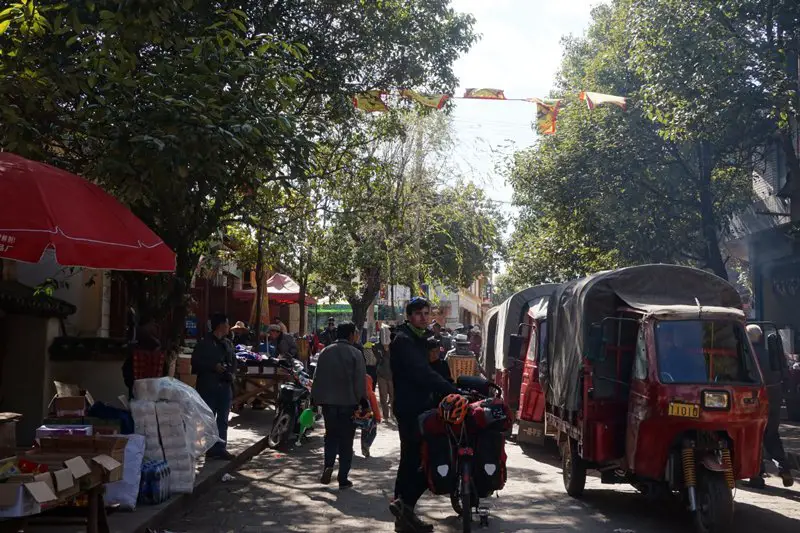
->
xmin=134 ymin=435 xmax=270 ymax=533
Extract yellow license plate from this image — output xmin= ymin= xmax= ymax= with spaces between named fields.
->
xmin=668 ymin=402 xmax=700 ymax=418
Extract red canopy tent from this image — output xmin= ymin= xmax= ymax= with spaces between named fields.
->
xmin=233 ymin=273 xmax=316 ymax=305
xmin=0 ymin=153 xmax=176 ymax=272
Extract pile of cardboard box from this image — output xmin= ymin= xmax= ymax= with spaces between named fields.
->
xmin=0 ymin=435 xmax=124 ymax=518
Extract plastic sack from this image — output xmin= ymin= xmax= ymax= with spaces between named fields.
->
xmin=104 ymin=434 xmax=146 ymax=510
xmin=133 ymin=378 xmax=220 ymax=458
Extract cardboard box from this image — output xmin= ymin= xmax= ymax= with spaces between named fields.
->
xmin=179 ymin=373 xmax=197 ymax=388
xmin=177 ymin=355 xmax=191 ymax=375
xmin=27 ymin=436 xmax=125 ymax=486
xmin=0 ymin=475 xmax=57 ymax=518
xmin=49 ymin=381 xmax=94 ymax=417
xmin=0 ymin=413 xmax=21 ymax=449
xmin=36 ymin=425 xmax=93 ymax=442
xmin=42 ymin=418 xmax=121 ymax=436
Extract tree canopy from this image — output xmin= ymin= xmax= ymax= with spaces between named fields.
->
xmin=504 ymin=0 xmax=761 ymax=291
xmin=0 ymin=0 xmax=477 ymax=334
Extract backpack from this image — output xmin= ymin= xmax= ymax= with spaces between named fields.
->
xmin=473 ymin=430 xmax=507 ymax=497
xmin=466 ymin=397 xmax=514 ymax=433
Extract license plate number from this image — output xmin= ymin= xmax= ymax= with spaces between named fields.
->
xmin=668 ymin=402 xmax=700 ymax=418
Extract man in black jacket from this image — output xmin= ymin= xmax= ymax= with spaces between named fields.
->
xmin=390 ymin=298 xmax=460 ymax=532
xmin=192 ymin=312 xmax=236 ymax=460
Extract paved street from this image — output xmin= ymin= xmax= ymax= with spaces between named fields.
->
xmin=164 ymin=420 xmax=800 ymax=533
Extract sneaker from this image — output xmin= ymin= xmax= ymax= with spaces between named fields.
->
xmin=779 ymin=470 xmax=795 ymax=488
xmin=362 ymin=446 xmax=371 ymax=458
xmin=339 ymin=479 xmax=354 ymax=490
xmin=320 ymin=467 xmax=333 ymax=485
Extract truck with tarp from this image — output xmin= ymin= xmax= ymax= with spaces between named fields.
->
xmin=539 ymin=264 xmax=768 ymax=533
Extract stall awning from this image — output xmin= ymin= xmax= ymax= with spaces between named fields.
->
xmin=232 ymin=273 xmax=316 ymax=305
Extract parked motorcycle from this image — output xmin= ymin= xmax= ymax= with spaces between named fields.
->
xmin=267 ymin=358 xmax=317 ymax=450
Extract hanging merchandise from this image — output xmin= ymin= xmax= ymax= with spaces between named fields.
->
xmin=400 ymin=89 xmax=450 ymax=109
xmin=579 ymin=91 xmax=627 ymax=111
xmin=463 ymin=88 xmax=507 ymax=100
xmin=527 ymin=98 xmax=562 ymax=135
xmin=353 ymin=91 xmax=389 ymax=112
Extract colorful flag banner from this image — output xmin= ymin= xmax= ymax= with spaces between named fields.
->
xmin=463 ymin=88 xmax=506 ymax=100
xmin=400 ymin=89 xmax=450 ymax=109
xmin=529 ymin=98 xmax=562 ymax=135
xmin=353 ymin=91 xmax=389 ymax=112
xmin=579 ymin=91 xmax=626 ymax=111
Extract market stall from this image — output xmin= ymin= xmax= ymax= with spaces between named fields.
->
xmin=0 ymin=154 xmax=181 ymax=530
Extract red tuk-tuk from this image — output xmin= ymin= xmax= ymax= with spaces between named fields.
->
xmin=541 ymin=265 xmax=768 ymax=533
xmin=479 ymin=285 xmax=558 ymax=436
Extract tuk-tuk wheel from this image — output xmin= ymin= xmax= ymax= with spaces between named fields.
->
xmin=693 ymin=471 xmax=734 ymax=533
xmin=562 ymin=438 xmax=587 ymax=498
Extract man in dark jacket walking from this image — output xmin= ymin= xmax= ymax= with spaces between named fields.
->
xmin=311 ymin=322 xmax=366 ymax=489
xmin=390 ymin=298 xmax=460 ymax=532
xmin=192 ymin=313 xmax=236 ymax=460
xmin=747 ymin=325 xmax=795 ymax=487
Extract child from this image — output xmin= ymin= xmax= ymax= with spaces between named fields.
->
xmin=354 ymin=374 xmax=382 ymax=457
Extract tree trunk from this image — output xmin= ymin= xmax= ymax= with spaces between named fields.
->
xmin=697 ymin=142 xmax=728 ymax=280
xmin=253 ymin=227 xmax=264 ymax=337
xmin=298 ymin=273 xmax=308 ymax=334
xmin=348 ymin=267 xmax=382 ymax=329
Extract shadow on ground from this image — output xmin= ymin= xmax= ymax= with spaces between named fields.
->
xmin=165 ymin=425 xmax=800 ymax=533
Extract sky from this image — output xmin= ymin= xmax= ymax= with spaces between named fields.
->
xmin=447 ymin=0 xmax=605 ymax=216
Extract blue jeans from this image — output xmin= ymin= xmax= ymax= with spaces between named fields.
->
xmin=199 ymin=384 xmax=232 ymax=455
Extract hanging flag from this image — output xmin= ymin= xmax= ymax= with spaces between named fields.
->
xmin=463 ymin=88 xmax=506 ymax=100
xmin=534 ymin=99 xmax=562 ymax=135
xmin=353 ymin=91 xmax=389 ymax=112
xmin=400 ymin=89 xmax=450 ymax=109
xmin=579 ymin=91 xmax=626 ymax=111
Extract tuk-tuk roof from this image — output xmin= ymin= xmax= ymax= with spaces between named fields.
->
xmin=480 ymin=306 xmax=501 ymax=374
xmin=484 ymin=284 xmax=560 ymax=374
xmin=543 ymin=264 xmax=742 ymax=412
xmin=641 ymin=304 xmax=745 ymax=320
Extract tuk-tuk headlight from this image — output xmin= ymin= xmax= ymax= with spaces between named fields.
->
xmin=702 ymin=391 xmax=730 ymax=410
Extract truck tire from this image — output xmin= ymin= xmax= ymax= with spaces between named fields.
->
xmin=562 ymin=438 xmax=587 ymax=498
xmin=693 ymin=471 xmax=734 ymax=533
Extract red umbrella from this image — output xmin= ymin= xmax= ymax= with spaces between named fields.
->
xmin=0 ymin=153 xmax=176 ymax=272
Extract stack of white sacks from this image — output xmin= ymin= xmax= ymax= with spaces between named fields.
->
xmin=131 ymin=377 xmax=220 ymax=494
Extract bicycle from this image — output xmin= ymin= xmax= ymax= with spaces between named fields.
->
xmin=440 ymin=376 xmax=507 ymax=532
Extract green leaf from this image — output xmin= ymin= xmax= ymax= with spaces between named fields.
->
xmin=0 ymin=19 xmax=10 ymax=34
xmin=99 ymin=10 xmax=115 ymax=20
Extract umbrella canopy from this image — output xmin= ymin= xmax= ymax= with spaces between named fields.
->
xmin=0 ymin=153 xmax=176 ymax=272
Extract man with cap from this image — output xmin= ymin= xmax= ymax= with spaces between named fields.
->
xmin=268 ymin=323 xmax=298 ymax=360
xmin=230 ymin=321 xmax=251 ymax=346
